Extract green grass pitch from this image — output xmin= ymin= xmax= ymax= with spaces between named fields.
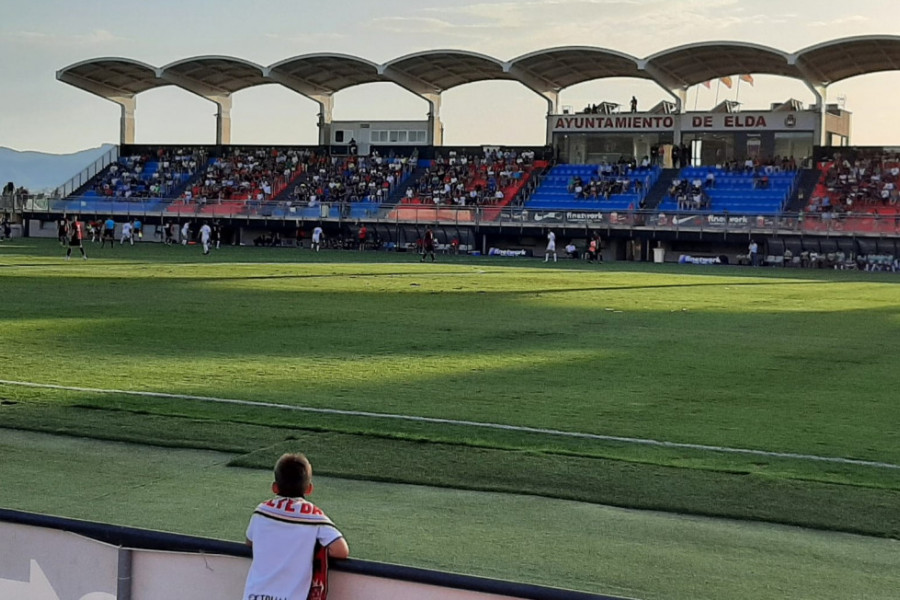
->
xmin=1 ymin=238 xmax=899 ymax=599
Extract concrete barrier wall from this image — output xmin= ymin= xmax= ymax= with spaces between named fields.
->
xmin=0 ymin=509 xmax=626 ymax=600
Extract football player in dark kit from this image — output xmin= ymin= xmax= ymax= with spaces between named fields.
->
xmin=65 ymin=216 xmax=87 ymax=260
xmin=421 ymin=226 xmax=436 ymax=262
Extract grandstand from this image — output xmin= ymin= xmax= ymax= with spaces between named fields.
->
xmin=1 ymin=36 xmax=896 ymax=266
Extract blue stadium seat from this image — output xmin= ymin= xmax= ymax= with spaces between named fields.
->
xmin=524 ymin=164 xmax=659 ymax=212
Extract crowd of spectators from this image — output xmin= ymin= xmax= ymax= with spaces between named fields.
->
xmin=809 ymin=153 xmax=900 ymax=214
xmin=92 ymin=147 xmax=204 ymax=199
xmin=662 ymin=155 xmax=801 ymax=210
xmin=285 ymin=149 xmax=415 ymax=211
xmin=404 ymin=149 xmax=535 ymax=207
xmin=567 ymin=158 xmax=654 ymax=201
xmin=184 ymin=146 xmax=302 ymax=205
xmin=667 ymin=176 xmax=712 ymax=210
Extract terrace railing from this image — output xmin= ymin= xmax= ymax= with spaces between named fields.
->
xmin=19 ymin=194 xmax=900 ymax=237
xmin=54 ymin=145 xmax=120 ymax=198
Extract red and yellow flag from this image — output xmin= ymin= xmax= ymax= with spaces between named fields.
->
xmin=720 ymin=76 xmax=733 ymax=89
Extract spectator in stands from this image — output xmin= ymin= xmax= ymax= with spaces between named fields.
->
xmin=241 ymin=453 xmax=349 ymax=600
xmin=692 ymin=191 xmax=705 ymax=210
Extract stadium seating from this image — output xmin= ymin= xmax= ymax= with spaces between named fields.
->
xmin=657 ymin=167 xmax=796 ymax=215
xmin=62 ymin=146 xmax=415 ymax=220
xmin=79 ymin=148 xmax=202 ymax=201
xmin=400 ymin=150 xmax=538 ymax=207
xmin=802 ymin=158 xmax=900 ymax=234
xmin=388 ymin=150 xmax=543 ymax=222
xmin=524 ymin=164 xmax=659 ymax=212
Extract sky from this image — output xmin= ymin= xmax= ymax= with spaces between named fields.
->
xmin=1 ymin=0 xmax=899 ymax=154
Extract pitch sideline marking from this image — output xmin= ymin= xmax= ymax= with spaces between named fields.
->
xmin=2 ymin=379 xmax=898 ymax=471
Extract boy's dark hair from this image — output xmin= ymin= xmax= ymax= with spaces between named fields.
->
xmin=274 ymin=453 xmax=312 ymax=498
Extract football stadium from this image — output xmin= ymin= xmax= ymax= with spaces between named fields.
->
xmin=1 ymin=34 xmax=900 ymax=600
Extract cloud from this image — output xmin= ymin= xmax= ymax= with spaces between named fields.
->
xmin=370 ymin=16 xmax=460 ymax=35
xmin=264 ymin=31 xmax=348 ymax=44
xmin=2 ymin=29 xmax=126 ymax=47
xmin=365 ymin=0 xmax=757 ymax=57
xmin=809 ymin=15 xmax=869 ymax=27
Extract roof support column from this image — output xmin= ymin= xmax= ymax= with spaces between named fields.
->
xmin=423 ymin=92 xmax=443 ymax=146
xmin=158 ymin=71 xmax=239 ymax=145
xmin=804 ymin=81 xmax=828 ymax=146
xmin=263 ymin=71 xmax=338 ymax=146
xmin=639 ymin=61 xmax=688 ymax=143
xmin=503 ymin=64 xmax=559 ymax=116
xmin=315 ymin=95 xmax=334 ymax=146
xmin=669 ymin=88 xmax=687 ymax=145
xmin=380 ymin=66 xmax=445 ymax=145
xmin=639 ymin=62 xmax=686 ymax=111
xmin=112 ymin=96 xmax=136 ymax=145
xmin=212 ymin=95 xmax=232 ymax=146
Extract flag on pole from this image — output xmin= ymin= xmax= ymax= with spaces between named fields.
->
xmin=720 ymin=76 xmax=733 ymax=89
xmin=702 ymin=80 xmax=712 ymax=89
xmin=740 ymin=74 xmax=754 ymax=85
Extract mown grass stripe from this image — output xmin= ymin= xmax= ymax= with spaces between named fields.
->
xmin=3 ymin=378 xmax=898 ymax=471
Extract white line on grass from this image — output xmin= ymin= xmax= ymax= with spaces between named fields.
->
xmin=2 ymin=378 xmax=898 ymax=471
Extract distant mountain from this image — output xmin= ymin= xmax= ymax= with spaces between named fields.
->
xmin=0 ymin=144 xmax=116 ymax=193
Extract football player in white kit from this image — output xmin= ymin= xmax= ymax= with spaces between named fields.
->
xmin=544 ymin=230 xmax=557 ymax=263
xmin=199 ymin=222 xmax=212 ymax=255
xmin=312 ymin=225 xmax=324 ymax=252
